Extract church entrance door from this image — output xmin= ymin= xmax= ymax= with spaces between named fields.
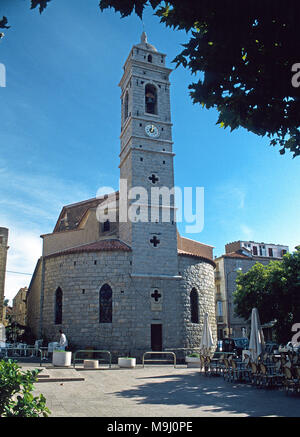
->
xmin=151 ymin=324 xmax=162 ymax=351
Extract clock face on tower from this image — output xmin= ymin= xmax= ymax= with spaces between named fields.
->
xmin=145 ymin=124 xmax=159 ymax=138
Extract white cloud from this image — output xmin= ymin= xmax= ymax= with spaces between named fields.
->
xmin=3 ymin=225 xmax=42 ymax=305
xmin=0 ymin=166 xmax=92 ymax=304
xmin=240 ymin=224 xmax=254 ymax=239
xmin=215 ymin=183 xmax=246 ymax=210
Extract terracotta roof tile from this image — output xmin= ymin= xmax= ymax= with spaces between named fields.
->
xmin=178 ymin=249 xmax=216 ymax=267
xmin=45 ymin=239 xmax=131 ymax=258
xmin=223 ymin=252 xmax=250 ymax=259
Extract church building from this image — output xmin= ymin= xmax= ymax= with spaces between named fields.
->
xmin=26 ymin=33 xmax=217 ymax=361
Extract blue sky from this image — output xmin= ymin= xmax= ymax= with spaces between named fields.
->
xmin=1 ymin=0 xmax=299 ymax=302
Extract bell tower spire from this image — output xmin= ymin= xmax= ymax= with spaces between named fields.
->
xmin=118 ymin=35 xmax=179 ymax=277
xmin=141 ymin=31 xmax=147 ymax=44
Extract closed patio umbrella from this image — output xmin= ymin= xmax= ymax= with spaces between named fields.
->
xmin=200 ymin=313 xmax=214 ymax=356
xmin=249 ymin=308 xmax=265 ymax=362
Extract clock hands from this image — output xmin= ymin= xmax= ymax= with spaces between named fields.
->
xmin=145 ymin=124 xmax=159 ymax=137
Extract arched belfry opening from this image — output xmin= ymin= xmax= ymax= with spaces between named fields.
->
xmin=147 ymin=54 xmax=152 ymax=63
xmin=145 ymin=84 xmax=157 ymax=114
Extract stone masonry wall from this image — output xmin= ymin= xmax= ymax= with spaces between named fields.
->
xmin=178 ymin=255 xmax=217 ymax=353
xmin=41 ymin=250 xmax=216 ymax=363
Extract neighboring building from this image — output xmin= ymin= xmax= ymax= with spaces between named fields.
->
xmin=215 ymin=240 xmax=289 ymax=340
xmin=225 ymin=240 xmax=288 ymax=259
xmin=26 ymin=258 xmax=42 ymax=339
xmin=3 ymin=305 xmax=12 ymax=327
xmin=26 ymin=33 xmax=217 ymax=360
xmin=0 ymin=227 xmax=9 ymax=324
xmin=12 ymin=287 xmax=27 ymax=326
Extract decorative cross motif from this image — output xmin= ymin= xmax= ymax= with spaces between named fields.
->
xmin=151 ymin=290 xmax=162 ymax=302
xmin=149 ymin=174 xmax=159 ymax=184
xmin=150 ymin=236 xmax=160 ymax=247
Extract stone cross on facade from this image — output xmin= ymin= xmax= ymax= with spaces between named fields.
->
xmin=151 ymin=289 xmax=161 ymax=302
xmin=150 ymin=236 xmax=160 ymax=247
xmin=148 ymin=174 xmax=159 ymax=184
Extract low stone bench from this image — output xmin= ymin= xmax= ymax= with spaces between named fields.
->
xmin=83 ymin=359 xmax=99 ymax=369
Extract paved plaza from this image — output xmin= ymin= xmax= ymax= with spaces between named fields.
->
xmin=19 ymin=363 xmax=300 ymax=417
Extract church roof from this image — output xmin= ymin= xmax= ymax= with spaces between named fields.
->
xmin=178 ymin=249 xmax=216 ymax=268
xmin=44 ymin=239 xmax=131 ymax=259
xmin=53 ymin=192 xmax=119 ymax=233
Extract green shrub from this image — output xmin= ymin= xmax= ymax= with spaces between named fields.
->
xmin=187 ymin=353 xmax=200 ymax=358
xmin=0 ymin=359 xmax=51 ymax=417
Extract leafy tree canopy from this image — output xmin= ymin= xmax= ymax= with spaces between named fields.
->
xmin=234 ymin=249 xmax=300 ymax=344
xmin=2 ymin=0 xmax=300 ymax=157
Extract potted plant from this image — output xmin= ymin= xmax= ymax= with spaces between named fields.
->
xmin=118 ymin=357 xmax=136 ymax=368
xmin=52 ymin=349 xmax=72 ymax=367
xmin=185 ymin=353 xmax=201 ymax=368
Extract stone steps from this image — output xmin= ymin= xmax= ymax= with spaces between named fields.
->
xmin=35 ymin=367 xmax=85 ymax=383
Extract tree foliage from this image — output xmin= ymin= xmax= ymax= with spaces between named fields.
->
xmin=0 ymin=359 xmax=50 ymax=417
xmin=234 ymin=249 xmax=300 ymax=344
xmin=2 ymin=0 xmax=300 ymax=157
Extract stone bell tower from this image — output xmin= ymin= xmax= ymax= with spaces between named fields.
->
xmin=0 ymin=227 xmax=9 ymax=323
xmin=118 ymin=33 xmax=179 ymax=277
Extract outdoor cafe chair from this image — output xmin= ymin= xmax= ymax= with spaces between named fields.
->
xmin=283 ymin=366 xmax=298 ymax=395
xmin=223 ymin=358 xmax=233 ymax=382
xmin=200 ymin=355 xmax=205 ymax=372
xmin=262 ymin=353 xmax=268 ymax=362
xmin=295 ymin=367 xmax=300 ymax=393
xmin=205 ymin=356 xmax=218 ymax=377
xmin=271 ymin=359 xmax=285 ymax=388
xmin=238 ymin=358 xmax=251 ymax=383
xmin=216 ymin=354 xmax=225 ymax=377
xmin=259 ymin=363 xmax=278 ymax=389
xmin=250 ymin=362 xmax=261 ymax=387
xmin=231 ymin=359 xmax=244 ymax=382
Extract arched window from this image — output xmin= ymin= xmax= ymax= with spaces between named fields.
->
xmin=147 ymin=54 xmax=152 ymax=63
xmin=145 ymin=84 xmax=157 ymax=114
xmin=55 ymin=287 xmax=63 ymax=325
xmin=190 ymin=288 xmax=199 ymax=323
xmin=99 ymin=283 xmax=112 ymax=323
xmin=124 ymin=91 xmax=129 ymax=120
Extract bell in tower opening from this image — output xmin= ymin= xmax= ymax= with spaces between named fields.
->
xmin=145 ymin=84 xmax=157 ymax=114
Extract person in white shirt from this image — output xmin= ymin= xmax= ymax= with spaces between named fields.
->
xmin=59 ymin=329 xmax=68 ymax=350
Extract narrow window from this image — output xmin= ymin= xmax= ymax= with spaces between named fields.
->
xmin=217 ymin=301 xmax=223 ymax=316
xmin=147 ymin=54 xmax=152 ymax=63
xmin=268 ymin=248 xmax=273 ymax=257
xmin=55 ymin=287 xmax=63 ymax=325
xmin=252 ymin=246 xmax=258 ymax=255
xmin=145 ymin=84 xmax=157 ymax=114
xmin=99 ymin=284 xmax=112 ymax=323
xmin=124 ymin=91 xmax=129 ymax=120
xmin=103 ymin=220 xmax=110 ymax=232
xmin=190 ymin=288 xmax=199 ymax=323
